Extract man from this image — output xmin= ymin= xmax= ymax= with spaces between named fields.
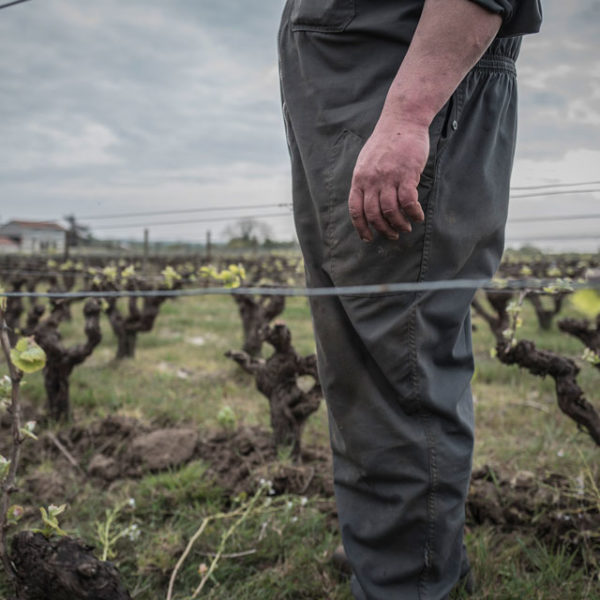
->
xmin=278 ymin=1 xmax=542 ymax=598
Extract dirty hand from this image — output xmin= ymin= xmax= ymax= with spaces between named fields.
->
xmin=348 ymin=118 xmax=429 ymax=242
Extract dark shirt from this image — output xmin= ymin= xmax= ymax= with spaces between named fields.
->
xmin=289 ymin=1 xmax=542 ymax=38
xmin=470 ymin=0 xmax=542 ymax=37
xmin=283 ymin=0 xmax=539 ymax=137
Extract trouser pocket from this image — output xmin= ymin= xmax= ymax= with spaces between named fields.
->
xmin=290 ymin=0 xmax=356 ymax=33
xmin=323 ymin=100 xmax=453 ymax=291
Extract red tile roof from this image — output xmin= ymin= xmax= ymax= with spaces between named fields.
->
xmin=6 ymin=220 xmax=65 ymax=231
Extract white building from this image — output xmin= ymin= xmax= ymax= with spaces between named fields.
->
xmin=0 ymin=236 xmax=20 ymax=254
xmin=0 ymin=220 xmax=66 ymax=254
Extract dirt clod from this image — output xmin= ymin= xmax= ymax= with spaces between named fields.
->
xmin=24 ymin=469 xmax=70 ymax=505
xmin=467 ymin=465 xmax=600 ymax=561
xmin=88 ymin=453 xmax=120 ymax=481
xmin=127 ymin=428 xmax=198 ymax=472
xmin=197 ymin=426 xmax=333 ymax=497
xmin=11 ymin=531 xmax=131 ymax=600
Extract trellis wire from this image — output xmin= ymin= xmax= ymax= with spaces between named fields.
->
xmin=1 ymin=277 xmax=598 ymax=299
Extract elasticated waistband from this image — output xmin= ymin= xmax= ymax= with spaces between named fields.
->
xmin=473 ymin=36 xmax=521 ymax=74
xmin=474 ymin=54 xmax=516 ymax=76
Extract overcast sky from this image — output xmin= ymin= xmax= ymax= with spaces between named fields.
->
xmin=0 ymin=0 xmax=598 ymax=250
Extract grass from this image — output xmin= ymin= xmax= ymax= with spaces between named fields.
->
xmin=1 ymin=283 xmax=599 ymax=599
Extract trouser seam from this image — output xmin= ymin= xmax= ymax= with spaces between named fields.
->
xmin=417 ymin=410 xmax=439 ymax=600
xmin=414 ymin=109 xmax=447 ymax=598
xmin=324 ymin=132 xmax=343 ymax=284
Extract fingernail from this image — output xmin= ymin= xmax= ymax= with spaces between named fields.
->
xmin=361 ymin=236 xmax=372 ymax=243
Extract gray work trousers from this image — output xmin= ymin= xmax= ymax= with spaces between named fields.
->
xmin=278 ymin=3 xmax=520 ymax=598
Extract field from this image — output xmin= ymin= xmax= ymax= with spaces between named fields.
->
xmin=1 ymin=259 xmax=599 ymax=600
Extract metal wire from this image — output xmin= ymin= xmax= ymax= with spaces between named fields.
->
xmin=1 ymin=278 xmax=597 ymax=299
xmin=511 ymin=188 xmax=600 ymax=199
xmin=0 ymin=0 xmax=32 ymax=9
xmin=93 ymin=211 xmax=292 ymax=230
xmin=78 ymin=203 xmax=292 ymax=221
xmin=510 ymin=180 xmax=600 ymax=191
xmin=509 ymin=214 xmax=600 ymax=223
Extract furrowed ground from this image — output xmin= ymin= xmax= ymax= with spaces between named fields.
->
xmin=1 ymin=288 xmax=599 ymax=599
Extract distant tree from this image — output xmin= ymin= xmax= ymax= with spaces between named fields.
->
xmin=223 ymin=218 xmax=273 ymax=249
xmin=64 ymin=214 xmax=92 ymax=248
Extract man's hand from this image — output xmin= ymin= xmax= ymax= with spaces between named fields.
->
xmin=347 ymin=0 xmax=502 ymax=242
xmin=349 ymin=118 xmax=429 ymax=242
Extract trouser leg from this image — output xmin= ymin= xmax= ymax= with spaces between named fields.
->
xmin=281 ymin=21 xmax=519 ymax=597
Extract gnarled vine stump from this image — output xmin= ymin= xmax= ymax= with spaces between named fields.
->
xmin=98 ymin=278 xmax=181 ymax=360
xmin=472 ymin=291 xmax=600 ymax=445
xmin=11 ymin=532 xmax=131 ymax=600
xmin=4 ymin=276 xmax=27 ymax=346
xmin=558 ymin=314 xmax=600 ymax=371
xmin=226 ymin=323 xmax=321 ymax=460
xmin=233 ymin=292 xmax=285 ymax=356
xmin=22 ymin=303 xmax=46 ymax=336
xmin=34 ymin=299 xmax=102 ymax=422
xmin=526 ymin=292 xmax=567 ymax=330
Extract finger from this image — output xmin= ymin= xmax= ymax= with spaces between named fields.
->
xmin=379 ymin=187 xmax=412 ymax=233
xmin=364 ymin=189 xmax=400 ymax=240
xmin=348 ymin=184 xmax=373 ymax=242
xmin=397 ymin=184 xmax=425 ymax=223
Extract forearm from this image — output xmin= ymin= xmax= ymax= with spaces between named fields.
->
xmin=380 ymin=0 xmax=502 ymax=129
xmin=348 ymin=0 xmax=504 ymax=241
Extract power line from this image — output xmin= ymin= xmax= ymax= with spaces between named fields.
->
xmin=0 ymin=0 xmax=32 ymax=9
xmin=509 ymin=213 xmax=600 ymax=223
xmin=77 ymin=189 xmax=600 ymax=226
xmin=92 ymin=211 xmax=292 ymax=231
xmin=511 ymin=189 xmax=600 ymax=199
xmin=39 ymin=188 xmax=600 ymax=226
xmin=506 ymin=234 xmax=599 ymax=242
xmin=69 ymin=184 xmax=600 ymax=223
xmin=78 ymin=203 xmax=291 ymax=221
xmin=88 ymin=211 xmax=597 ymax=233
xmin=510 ymin=180 xmax=600 ymax=191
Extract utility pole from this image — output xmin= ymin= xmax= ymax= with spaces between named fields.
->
xmin=206 ymin=230 xmax=212 ymax=262
xmin=63 ymin=230 xmax=70 ymax=261
xmin=143 ymin=228 xmax=149 ymax=275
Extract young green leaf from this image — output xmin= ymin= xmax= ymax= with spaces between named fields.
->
xmin=10 ymin=337 xmax=47 ymax=374
xmin=570 ymin=289 xmax=600 ymax=319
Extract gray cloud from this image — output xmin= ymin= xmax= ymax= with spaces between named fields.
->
xmin=0 ymin=0 xmax=598 ymax=249
xmin=515 ymin=1 xmax=600 ymax=159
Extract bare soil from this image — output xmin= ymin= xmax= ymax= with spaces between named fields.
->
xmin=2 ymin=413 xmax=598 ymax=566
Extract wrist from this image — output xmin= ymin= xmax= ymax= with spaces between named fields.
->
xmin=379 ymin=84 xmax=441 ymax=131
xmin=376 ymin=97 xmax=435 ymax=134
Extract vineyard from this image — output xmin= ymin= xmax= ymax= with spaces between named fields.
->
xmin=0 ymin=250 xmax=599 ymax=599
